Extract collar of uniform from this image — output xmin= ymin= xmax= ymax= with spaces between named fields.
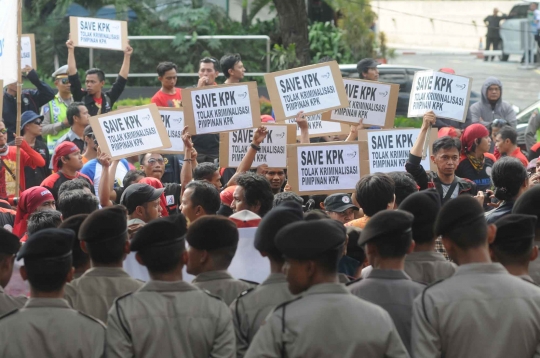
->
xmin=66 ymin=129 xmax=83 ymax=141
xmin=192 ymin=270 xmax=233 ymax=283
xmin=519 ymin=274 xmax=535 ymax=283
xmin=405 ymin=251 xmax=448 ymax=262
xmin=81 ymin=267 xmax=132 ymax=278
xmin=140 ymin=280 xmax=200 ymax=293
xmin=128 ymin=218 xmax=146 ymax=226
xmin=261 ymin=272 xmax=287 ymax=286
xmin=55 ymin=93 xmax=73 ymax=105
xmin=368 ymin=269 xmax=412 ymax=280
xmin=24 ymin=298 xmax=71 ymax=309
xmin=302 ymin=282 xmax=349 ymax=297
xmin=454 ymin=262 xmax=508 ymax=276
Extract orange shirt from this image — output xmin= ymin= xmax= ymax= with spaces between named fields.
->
xmin=509 ymin=147 xmax=529 ymax=167
xmin=345 ymin=216 xmax=370 ymax=229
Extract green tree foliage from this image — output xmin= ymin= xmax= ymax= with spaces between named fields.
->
xmin=308 ymin=22 xmax=354 ymax=64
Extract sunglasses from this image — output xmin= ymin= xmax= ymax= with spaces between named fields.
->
xmin=56 ymin=78 xmax=70 ymax=85
xmin=0 ymin=128 xmax=7 ymax=134
xmin=201 ymin=57 xmax=217 ymax=63
xmin=147 ymin=158 xmax=168 ymax=165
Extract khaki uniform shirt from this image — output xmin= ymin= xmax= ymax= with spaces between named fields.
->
xmin=529 ymin=244 xmax=540 ymax=284
xmin=348 ymin=269 xmax=424 ymax=354
xmin=0 ymin=286 xmax=27 ymax=316
xmin=192 ymin=270 xmax=255 ymax=305
xmin=412 ymin=263 xmax=540 ymax=358
xmin=245 ymin=283 xmax=410 ymax=358
xmin=0 ymin=298 xmax=105 ymax=358
xmin=404 ymin=251 xmax=457 ymax=284
xmin=230 ymin=273 xmax=293 ymax=357
xmin=106 ymin=280 xmax=235 ymax=358
xmin=65 ymin=267 xmax=143 ymax=323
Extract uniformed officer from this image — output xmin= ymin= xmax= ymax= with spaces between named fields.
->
xmin=512 ymin=185 xmax=540 ymax=283
xmin=491 ymin=214 xmax=538 ymax=283
xmin=412 ymin=195 xmax=540 ymax=358
xmin=0 ymin=228 xmax=106 ymax=357
xmin=106 ymin=217 xmax=235 ymax=358
xmin=0 ymin=228 xmax=27 ymax=315
xmin=245 ymin=219 xmax=409 ymax=358
xmin=399 ymin=190 xmax=457 ymax=284
xmin=231 ymin=202 xmax=302 ymax=357
xmin=41 ymin=65 xmax=73 ymax=154
xmin=188 ymin=216 xmax=254 ymax=305
xmin=64 ymin=206 xmax=143 ymax=323
xmin=348 ymin=210 xmax=425 ymax=354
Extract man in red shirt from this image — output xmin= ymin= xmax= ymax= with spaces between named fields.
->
xmin=41 ymin=141 xmax=94 ymax=200
xmin=494 ymin=126 xmax=529 ymax=167
xmin=151 ymin=62 xmax=182 ymax=108
xmin=0 ymin=120 xmax=45 ymax=201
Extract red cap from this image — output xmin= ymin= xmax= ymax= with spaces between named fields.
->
xmin=439 ymin=68 xmax=456 ymax=75
xmin=220 ymin=185 xmax=236 ymax=207
xmin=261 ymin=115 xmax=275 ymax=123
xmin=438 ymin=127 xmax=458 ymax=138
xmin=52 ymin=141 xmax=80 ymax=172
xmin=461 ymin=123 xmax=489 ymax=153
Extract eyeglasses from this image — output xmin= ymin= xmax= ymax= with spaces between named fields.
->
xmin=0 ymin=128 xmax=7 ymax=134
xmin=147 ymin=158 xmax=168 ymax=165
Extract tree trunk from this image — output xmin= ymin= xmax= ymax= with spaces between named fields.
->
xmin=273 ymin=0 xmax=311 ymax=66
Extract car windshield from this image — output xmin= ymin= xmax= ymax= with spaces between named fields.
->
xmin=508 ymin=4 xmax=536 ymax=19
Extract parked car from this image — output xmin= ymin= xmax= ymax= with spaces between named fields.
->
xmin=499 ymin=2 xmax=539 ymax=61
xmin=339 ymin=64 xmax=480 ymax=117
xmin=516 ymin=99 xmax=540 ymax=152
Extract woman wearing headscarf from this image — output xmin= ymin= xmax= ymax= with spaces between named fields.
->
xmin=13 ymin=186 xmax=55 ymax=239
xmin=138 ymin=177 xmax=169 ymax=217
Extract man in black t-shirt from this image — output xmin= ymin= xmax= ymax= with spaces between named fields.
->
xmin=139 ymin=152 xmax=180 ymax=215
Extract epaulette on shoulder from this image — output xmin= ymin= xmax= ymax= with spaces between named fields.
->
xmin=273 ymin=296 xmax=303 ymax=313
xmin=345 ymin=277 xmax=362 ymax=287
xmin=421 ymin=278 xmax=446 ymax=324
xmin=115 ymin=291 xmax=135 ymax=341
xmin=78 ymin=310 xmax=106 ymax=329
xmin=240 ymin=279 xmax=259 ymax=286
xmin=0 ymin=308 xmax=19 ymax=320
xmin=203 ymin=289 xmax=224 ymax=301
xmin=237 ymin=287 xmax=255 ymax=300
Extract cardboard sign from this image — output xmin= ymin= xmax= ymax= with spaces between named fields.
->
xmin=0 ymin=80 xmax=3 ymax=114
xmin=358 ymin=128 xmax=438 ymax=174
xmin=408 ymin=71 xmax=472 ymax=123
xmin=219 ymin=124 xmax=296 ymax=168
xmin=0 ymin=0 xmax=18 ymax=86
xmin=287 ymin=141 xmax=369 ymax=195
xmin=90 ymin=104 xmax=171 ymax=160
xmin=265 ymin=61 xmax=349 ymax=119
xmin=330 ymin=79 xmax=398 ymax=128
xmin=70 ymin=16 xmax=128 ymax=51
xmin=21 ymin=34 xmax=37 ymax=70
xmin=158 ymin=108 xmax=184 ymax=154
xmin=283 ymin=112 xmax=349 ymax=139
xmin=182 ymin=82 xmax=261 ymax=135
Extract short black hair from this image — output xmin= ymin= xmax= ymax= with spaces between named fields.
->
xmin=368 ymin=234 xmax=413 ymax=258
xmin=85 ymin=234 xmax=127 ymax=265
xmin=59 ymin=214 xmax=90 ymax=272
xmin=58 ymin=190 xmax=99 ymax=219
xmin=193 ymin=163 xmax=218 ymax=181
xmin=185 ymin=181 xmax=220 ymax=215
xmin=24 ymin=256 xmax=72 ymax=292
xmin=387 ymin=172 xmax=418 ymax=206
xmin=27 ymin=210 xmax=63 ymax=235
xmin=491 ymin=238 xmax=534 ymax=266
xmin=86 ymin=68 xmax=105 ymax=82
xmin=199 ymin=57 xmax=219 ymax=71
xmin=444 ymin=221 xmax=487 ymax=250
xmin=313 ymin=247 xmax=343 ymax=274
xmin=219 ymin=54 xmax=241 ymax=79
xmin=58 ymin=178 xmax=93 ymax=199
xmin=157 ymin=62 xmax=177 ymax=77
xmin=355 ymin=173 xmax=395 ymax=217
xmin=273 ymin=192 xmax=304 ymax=207
xmin=497 ymin=126 xmax=518 ymax=145
xmin=236 ymin=172 xmax=274 ymax=217
xmin=433 ymin=136 xmax=461 ymax=154
xmin=123 ymin=170 xmax=145 ymax=188
xmin=139 ymin=246 xmax=184 ymax=274
xmin=492 ymin=157 xmax=527 ymax=201
xmin=66 ymin=102 xmax=85 ymax=126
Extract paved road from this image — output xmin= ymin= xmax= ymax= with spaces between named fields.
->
xmin=391 ymin=54 xmax=540 ymax=111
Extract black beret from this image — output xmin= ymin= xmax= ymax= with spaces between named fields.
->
xmin=274 ymin=219 xmax=346 ymax=260
xmin=185 ymin=216 xmax=239 ymax=251
xmin=130 ymin=218 xmax=185 ymax=252
xmin=434 ymin=195 xmax=485 ymax=237
xmin=493 ymin=214 xmax=537 ymax=246
xmin=346 ymin=226 xmax=365 ymax=258
xmin=399 ymin=190 xmax=441 ymax=242
xmin=513 ymin=186 xmax=540 ymax=229
xmin=358 ymin=210 xmax=414 ymax=246
xmin=79 ymin=206 xmax=127 ymax=243
xmin=17 ymin=228 xmax=74 ymax=261
xmin=254 ymin=202 xmax=304 ymax=254
xmin=0 ymin=228 xmax=21 ymax=255
xmin=59 ymin=214 xmax=89 ymax=239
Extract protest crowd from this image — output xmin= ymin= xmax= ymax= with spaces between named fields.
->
xmin=3 ymin=24 xmax=540 ymax=358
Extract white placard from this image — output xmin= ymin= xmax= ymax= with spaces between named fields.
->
xmin=226 ymin=126 xmax=289 ymax=168
xmin=20 ymin=34 xmax=36 ymax=70
xmin=159 ymin=108 xmax=184 ymax=153
xmin=331 ymin=79 xmax=398 ymax=126
xmin=71 ymin=17 xmax=127 ymax=51
xmin=295 ymin=143 xmax=361 ymax=192
xmin=408 ymin=70 xmax=472 ymax=123
xmin=367 ymin=129 xmax=430 ymax=173
xmin=285 ymin=113 xmax=345 ymax=137
xmin=0 ymin=0 xmax=18 ymax=85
